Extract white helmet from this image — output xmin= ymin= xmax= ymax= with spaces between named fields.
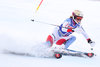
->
xmin=72 ymin=10 xmax=83 ymax=24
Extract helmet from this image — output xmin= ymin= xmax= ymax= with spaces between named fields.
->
xmin=72 ymin=10 xmax=83 ymax=17
xmin=72 ymin=10 xmax=83 ymax=24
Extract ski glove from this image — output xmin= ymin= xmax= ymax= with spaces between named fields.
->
xmin=67 ymin=29 xmax=74 ymax=32
xmin=87 ymin=39 xmax=95 ymax=47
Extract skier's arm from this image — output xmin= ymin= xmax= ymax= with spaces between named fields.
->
xmin=80 ymin=26 xmax=89 ymax=39
xmin=61 ymin=21 xmax=74 ymax=32
xmin=75 ymin=26 xmax=95 ymax=47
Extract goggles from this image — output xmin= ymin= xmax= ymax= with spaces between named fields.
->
xmin=75 ymin=16 xmax=83 ymax=21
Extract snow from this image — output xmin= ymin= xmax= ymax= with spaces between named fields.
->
xmin=0 ymin=0 xmax=100 ymax=67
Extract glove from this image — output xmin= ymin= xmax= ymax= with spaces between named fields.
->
xmin=87 ymin=38 xmax=95 ymax=47
xmin=67 ymin=29 xmax=74 ymax=32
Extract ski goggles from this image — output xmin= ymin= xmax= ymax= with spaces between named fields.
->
xmin=75 ymin=16 xmax=83 ymax=21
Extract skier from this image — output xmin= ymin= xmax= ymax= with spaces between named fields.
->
xmin=46 ymin=10 xmax=95 ymax=49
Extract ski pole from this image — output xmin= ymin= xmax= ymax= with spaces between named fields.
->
xmin=90 ymin=42 xmax=95 ymax=52
xmin=31 ymin=19 xmax=73 ymax=29
xmin=31 ymin=19 xmax=60 ymax=27
xmin=91 ymin=47 xmax=93 ymax=51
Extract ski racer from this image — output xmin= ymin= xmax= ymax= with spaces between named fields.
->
xmin=46 ymin=10 xmax=95 ymax=49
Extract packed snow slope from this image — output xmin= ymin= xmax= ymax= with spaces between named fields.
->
xmin=0 ymin=0 xmax=100 ymax=67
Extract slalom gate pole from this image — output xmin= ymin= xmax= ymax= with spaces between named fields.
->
xmin=36 ymin=0 xmax=44 ymax=12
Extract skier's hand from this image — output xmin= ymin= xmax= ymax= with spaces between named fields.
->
xmin=67 ymin=29 xmax=74 ymax=32
xmin=87 ymin=39 xmax=95 ymax=47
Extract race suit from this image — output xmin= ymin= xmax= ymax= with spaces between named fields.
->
xmin=46 ymin=18 xmax=90 ymax=49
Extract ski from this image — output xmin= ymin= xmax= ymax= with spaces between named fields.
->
xmin=52 ymin=49 xmax=96 ymax=59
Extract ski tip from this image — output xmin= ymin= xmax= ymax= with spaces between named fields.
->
xmin=85 ymin=53 xmax=95 ymax=58
xmin=55 ymin=53 xmax=62 ymax=59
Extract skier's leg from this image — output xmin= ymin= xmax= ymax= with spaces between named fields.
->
xmin=46 ymin=35 xmax=54 ymax=47
xmin=46 ymin=27 xmax=60 ymax=47
xmin=56 ymin=39 xmax=66 ymax=45
xmin=64 ymin=36 xmax=76 ymax=49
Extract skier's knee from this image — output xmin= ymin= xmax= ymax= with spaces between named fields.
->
xmin=56 ymin=39 xmax=66 ymax=45
xmin=64 ymin=36 xmax=76 ymax=48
